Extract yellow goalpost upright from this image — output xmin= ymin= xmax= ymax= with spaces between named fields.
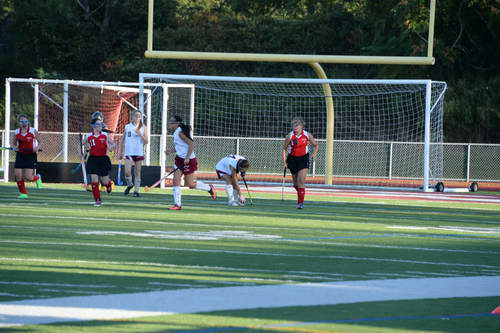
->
xmin=144 ymin=0 xmax=438 ymax=186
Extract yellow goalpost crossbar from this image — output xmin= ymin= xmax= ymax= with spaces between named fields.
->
xmin=145 ymin=0 xmax=436 ymax=65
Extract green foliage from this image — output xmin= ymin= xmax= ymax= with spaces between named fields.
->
xmin=0 ymin=0 xmax=499 ymax=142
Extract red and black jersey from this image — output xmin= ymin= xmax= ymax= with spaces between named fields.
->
xmin=287 ymin=130 xmax=311 ymax=157
xmin=15 ymin=127 xmax=37 ymax=154
xmin=87 ymin=132 xmax=108 ymax=156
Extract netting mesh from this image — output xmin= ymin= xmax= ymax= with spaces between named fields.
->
xmin=144 ymin=75 xmax=447 ymax=187
xmin=6 ymin=82 xmax=148 ymax=163
xmin=4 ymin=78 xmax=448 ymax=188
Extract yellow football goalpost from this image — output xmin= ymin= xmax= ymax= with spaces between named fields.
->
xmin=144 ymin=0 xmax=437 ymax=185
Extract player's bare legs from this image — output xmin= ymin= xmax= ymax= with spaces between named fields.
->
xmin=124 ymin=158 xmax=134 ymax=195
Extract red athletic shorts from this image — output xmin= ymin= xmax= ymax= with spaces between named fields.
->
xmin=174 ymin=156 xmax=198 ymax=175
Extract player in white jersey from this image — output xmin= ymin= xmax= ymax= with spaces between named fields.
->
xmin=166 ymin=115 xmax=216 ymax=210
xmin=120 ymin=111 xmax=149 ymax=197
xmin=215 ymin=154 xmax=250 ymax=206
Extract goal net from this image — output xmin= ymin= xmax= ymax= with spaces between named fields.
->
xmin=140 ymin=74 xmax=447 ymax=190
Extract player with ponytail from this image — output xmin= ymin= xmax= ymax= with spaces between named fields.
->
xmin=120 ymin=111 xmax=148 ymax=197
xmin=165 ymin=115 xmax=216 ymax=210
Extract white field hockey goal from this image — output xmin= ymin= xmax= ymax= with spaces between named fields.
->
xmin=3 ymin=78 xmax=195 ymax=185
xmin=140 ymin=73 xmax=447 ymax=191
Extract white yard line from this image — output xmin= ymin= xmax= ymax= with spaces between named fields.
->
xmin=0 ymin=276 xmax=499 ymax=327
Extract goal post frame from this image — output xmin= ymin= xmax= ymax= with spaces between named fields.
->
xmin=145 ymin=0 xmax=436 ymax=66
xmin=2 ymin=78 xmax=160 ymax=182
xmin=139 ymin=73 xmax=445 ymax=190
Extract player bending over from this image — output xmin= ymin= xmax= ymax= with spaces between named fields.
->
xmin=12 ymin=114 xmax=42 ymax=198
xmin=120 ymin=111 xmax=148 ymax=197
xmin=166 ymin=116 xmax=216 ymax=210
xmin=282 ymin=118 xmax=318 ymax=209
xmin=215 ymin=154 xmax=250 ymax=206
xmin=84 ymin=119 xmax=115 ymax=207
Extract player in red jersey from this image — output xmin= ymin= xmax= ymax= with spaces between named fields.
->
xmin=282 ymin=118 xmax=318 ymax=209
xmin=11 ymin=114 xmax=43 ymax=199
xmin=84 ymin=119 xmax=115 ymax=206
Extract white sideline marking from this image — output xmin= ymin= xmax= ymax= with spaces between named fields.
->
xmin=0 ymin=276 xmax=499 ymax=327
xmin=77 ymin=230 xmax=281 ymax=241
xmin=1 ymin=239 xmax=497 ymax=269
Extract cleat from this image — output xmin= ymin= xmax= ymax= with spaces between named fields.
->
xmin=106 ymin=181 xmax=113 ymax=194
xmin=94 ymin=200 xmax=102 ymax=207
xmin=228 ymin=201 xmax=239 ymax=207
xmin=133 ymin=192 xmax=140 ymax=197
xmin=297 ymin=203 xmax=304 ymax=209
xmin=35 ymin=174 xmax=43 ymax=189
xmin=124 ymin=185 xmax=134 ymax=195
xmin=208 ymin=184 xmax=217 ymax=200
xmin=168 ymin=205 xmax=182 ymax=210
xmin=17 ymin=193 xmax=29 ymax=199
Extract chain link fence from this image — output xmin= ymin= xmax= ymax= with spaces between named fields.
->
xmin=3 ymin=130 xmax=498 ymax=183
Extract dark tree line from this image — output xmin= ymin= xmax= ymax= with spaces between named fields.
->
xmin=0 ymin=0 xmax=499 ymax=142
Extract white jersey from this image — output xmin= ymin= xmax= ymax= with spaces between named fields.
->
xmin=123 ymin=123 xmax=145 ymax=156
xmin=215 ymin=154 xmax=246 ymax=175
xmin=173 ymin=127 xmax=195 ymax=159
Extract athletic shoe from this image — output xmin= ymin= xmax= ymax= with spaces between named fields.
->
xmin=94 ymin=200 xmax=102 ymax=207
xmin=35 ymin=174 xmax=43 ymax=189
xmin=17 ymin=193 xmax=28 ymax=199
xmin=297 ymin=203 xmax=304 ymax=209
xmin=228 ymin=201 xmax=239 ymax=207
xmin=168 ymin=204 xmax=182 ymax=210
xmin=106 ymin=181 xmax=113 ymax=194
xmin=133 ymin=192 xmax=140 ymax=197
xmin=208 ymin=184 xmax=217 ymax=200
xmin=124 ymin=185 xmax=134 ymax=195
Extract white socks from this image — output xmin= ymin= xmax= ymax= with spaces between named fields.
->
xmin=225 ymin=185 xmax=234 ymax=204
xmin=233 ymin=191 xmax=240 ymax=203
xmin=126 ymin=176 xmax=133 ymax=187
xmin=134 ymin=178 xmax=141 ymax=192
xmin=195 ymin=180 xmax=211 ymax=191
xmin=173 ymin=186 xmax=181 ymax=206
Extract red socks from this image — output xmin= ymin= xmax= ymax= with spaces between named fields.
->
xmin=297 ymin=188 xmax=305 ymax=204
xmin=17 ymin=181 xmax=27 ymax=194
xmin=91 ymin=182 xmax=101 ymax=201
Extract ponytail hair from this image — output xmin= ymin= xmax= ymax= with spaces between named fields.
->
xmin=170 ymin=115 xmax=192 ymax=141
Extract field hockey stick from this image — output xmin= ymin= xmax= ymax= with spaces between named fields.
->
xmin=241 ymin=174 xmax=253 ymax=205
xmin=281 ymin=167 xmax=287 ymax=201
xmin=117 ymin=159 xmax=123 ymax=185
xmin=79 ymin=133 xmax=88 ymax=187
xmin=144 ymin=167 xmax=179 ymax=192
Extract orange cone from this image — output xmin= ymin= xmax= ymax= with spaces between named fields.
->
xmin=491 ymin=306 xmax=500 ymax=314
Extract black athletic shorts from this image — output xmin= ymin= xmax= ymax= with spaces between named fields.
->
xmin=14 ymin=152 xmax=37 ymax=169
xmin=86 ymin=155 xmax=112 ymax=177
xmin=286 ymin=153 xmax=309 ymax=174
